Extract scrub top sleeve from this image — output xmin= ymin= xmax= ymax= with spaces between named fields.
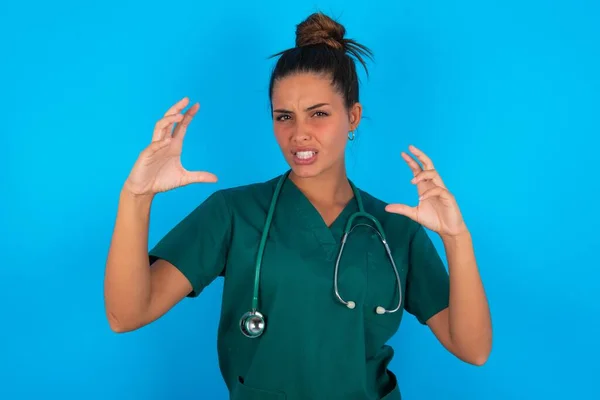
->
xmin=404 ymin=224 xmax=450 ymax=325
xmin=148 ymin=190 xmax=232 ymax=297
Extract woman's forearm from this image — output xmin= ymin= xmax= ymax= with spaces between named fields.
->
xmin=442 ymin=230 xmax=492 ymax=364
xmin=104 ymin=188 xmax=154 ymax=332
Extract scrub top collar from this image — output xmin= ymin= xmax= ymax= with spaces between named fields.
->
xmin=278 ymin=172 xmax=360 ymax=246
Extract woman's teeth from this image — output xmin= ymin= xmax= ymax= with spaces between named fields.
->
xmin=295 ymin=151 xmax=315 ymax=159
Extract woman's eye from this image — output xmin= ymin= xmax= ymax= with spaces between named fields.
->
xmin=275 ymin=112 xmax=327 ymax=121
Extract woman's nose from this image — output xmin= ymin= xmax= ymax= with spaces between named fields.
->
xmin=291 ymin=123 xmax=312 ymax=142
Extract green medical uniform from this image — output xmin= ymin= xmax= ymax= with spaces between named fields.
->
xmin=149 ymin=173 xmax=450 ymax=400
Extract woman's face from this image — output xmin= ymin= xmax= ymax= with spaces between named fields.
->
xmin=271 ymin=72 xmax=361 ymax=179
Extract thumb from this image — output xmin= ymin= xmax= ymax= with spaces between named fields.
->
xmin=181 ymin=170 xmax=218 ymax=185
xmin=385 ymin=203 xmax=418 ymax=221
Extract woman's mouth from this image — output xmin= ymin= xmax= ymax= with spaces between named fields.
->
xmin=292 ymin=150 xmax=318 ymax=165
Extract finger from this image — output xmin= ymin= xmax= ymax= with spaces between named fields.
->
xmin=159 ymin=97 xmax=191 ymax=138
xmin=181 ymin=170 xmax=218 ymax=185
xmin=411 ymin=169 xmax=446 ymax=188
xmin=152 ymin=113 xmax=184 ymax=142
xmin=163 ymin=97 xmax=190 ymax=117
xmin=409 ymin=144 xmax=434 ymax=170
xmin=419 ymin=186 xmax=450 ymax=201
xmin=173 ymin=102 xmax=200 ymax=140
xmin=401 ymin=151 xmax=422 ymax=176
xmin=145 ymin=137 xmax=172 ymax=155
xmin=385 ymin=203 xmax=418 ymax=221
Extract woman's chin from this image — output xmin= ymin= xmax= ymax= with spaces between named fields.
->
xmin=288 ymin=163 xmax=323 ymax=179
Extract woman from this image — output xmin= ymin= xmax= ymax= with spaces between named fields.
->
xmin=104 ymin=12 xmax=492 ymax=400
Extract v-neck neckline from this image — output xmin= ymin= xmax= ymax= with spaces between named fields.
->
xmin=281 ymin=175 xmax=359 ymax=246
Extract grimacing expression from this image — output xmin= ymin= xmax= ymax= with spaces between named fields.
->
xmin=271 ymin=73 xmax=361 ymax=178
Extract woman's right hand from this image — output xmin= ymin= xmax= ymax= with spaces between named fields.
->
xmin=123 ymin=97 xmax=218 ymax=197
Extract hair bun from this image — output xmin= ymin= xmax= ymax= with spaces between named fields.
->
xmin=295 ymin=12 xmax=346 ymax=51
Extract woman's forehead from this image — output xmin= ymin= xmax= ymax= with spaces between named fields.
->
xmin=271 ymin=73 xmax=341 ymax=108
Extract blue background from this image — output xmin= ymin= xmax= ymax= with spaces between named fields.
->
xmin=1 ymin=0 xmax=599 ymax=399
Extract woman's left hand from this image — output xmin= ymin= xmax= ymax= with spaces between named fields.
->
xmin=385 ymin=145 xmax=468 ymax=238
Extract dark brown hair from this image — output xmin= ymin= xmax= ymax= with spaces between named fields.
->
xmin=268 ymin=12 xmax=373 ymax=110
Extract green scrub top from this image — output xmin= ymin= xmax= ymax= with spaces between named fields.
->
xmin=149 ymin=173 xmax=450 ymax=400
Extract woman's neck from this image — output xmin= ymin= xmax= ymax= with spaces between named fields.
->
xmin=289 ymin=165 xmax=354 ymax=207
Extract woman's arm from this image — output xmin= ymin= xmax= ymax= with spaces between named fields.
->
xmin=384 ymin=144 xmax=492 ymax=365
xmin=104 ymin=97 xmax=219 ymax=333
xmin=426 ymin=230 xmax=492 ymax=366
xmin=103 ymin=188 xmax=192 ymax=333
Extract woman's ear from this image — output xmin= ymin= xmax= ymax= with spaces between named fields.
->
xmin=349 ymin=102 xmax=363 ymax=130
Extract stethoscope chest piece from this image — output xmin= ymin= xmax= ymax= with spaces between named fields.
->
xmin=240 ymin=310 xmax=265 ymax=338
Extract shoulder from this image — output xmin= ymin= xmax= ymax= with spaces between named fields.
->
xmin=220 ymin=175 xmax=279 ymax=200
xmin=356 ymin=187 xmax=421 ymax=243
xmin=218 ymin=175 xmax=279 ymax=205
xmin=202 ymin=174 xmax=282 ymax=218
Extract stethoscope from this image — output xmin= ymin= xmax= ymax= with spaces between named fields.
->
xmin=239 ymin=171 xmax=403 ymax=338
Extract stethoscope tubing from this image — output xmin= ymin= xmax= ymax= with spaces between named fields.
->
xmin=240 ymin=170 xmax=403 ymax=338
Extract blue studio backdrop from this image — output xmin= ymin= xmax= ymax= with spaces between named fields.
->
xmin=1 ymin=0 xmax=599 ymax=399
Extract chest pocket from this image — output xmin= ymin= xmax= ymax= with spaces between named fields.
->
xmin=364 ymin=232 xmax=408 ymax=334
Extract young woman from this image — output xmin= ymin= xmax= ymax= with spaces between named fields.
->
xmin=104 ymin=12 xmax=492 ymax=400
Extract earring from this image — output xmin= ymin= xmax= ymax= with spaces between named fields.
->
xmin=348 ymin=130 xmax=355 ymax=141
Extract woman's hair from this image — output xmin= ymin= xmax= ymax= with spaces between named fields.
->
xmin=268 ymin=12 xmax=373 ymax=110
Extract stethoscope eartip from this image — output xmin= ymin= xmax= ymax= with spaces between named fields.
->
xmin=376 ymin=306 xmax=385 ymax=315
xmin=346 ymin=301 xmax=356 ymax=309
